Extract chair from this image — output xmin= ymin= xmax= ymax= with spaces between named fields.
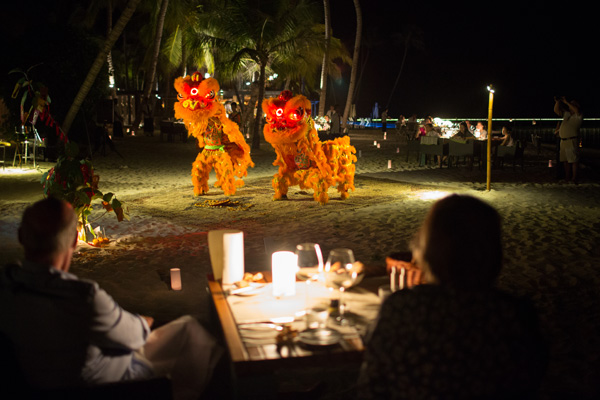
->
xmin=173 ymin=122 xmax=188 ymax=142
xmin=160 ymin=120 xmax=174 ymax=142
xmin=406 ymin=139 xmax=421 ymax=162
xmin=448 ymin=139 xmax=479 ymax=170
xmin=497 ymin=141 xmax=525 ymax=170
xmin=0 ymin=141 xmax=10 ymax=170
xmin=419 ymin=137 xmax=448 ymax=168
xmin=0 ymin=331 xmax=172 ymax=400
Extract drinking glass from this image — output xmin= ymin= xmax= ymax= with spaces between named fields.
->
xmin=324 ymin=248 xmax=358 ymax=325
xmin=296 ymin=243 xmax=324 ymax=325
xmin=295 ymin=243 xmax=324 ymax=282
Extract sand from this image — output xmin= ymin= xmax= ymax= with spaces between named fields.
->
xmin=1 ymin=129 xmax=599 ymax=398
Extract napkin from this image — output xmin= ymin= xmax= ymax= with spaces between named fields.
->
xmin=208 ymin=229 xmax=245 ymax=284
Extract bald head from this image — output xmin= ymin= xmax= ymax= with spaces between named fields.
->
xmin=19 ymin=197 xmax=78 ymax=265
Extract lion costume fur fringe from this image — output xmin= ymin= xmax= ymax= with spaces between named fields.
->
xmin=262 ymin=90 xmax=356 ymax=205
xmin=174 ymin=73 xmax=253 ymax=196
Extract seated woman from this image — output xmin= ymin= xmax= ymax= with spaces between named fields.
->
xmin=500 ymin=125 xmax=515 ymax=146
xmin=451 ymin=121 xmax=475 ymax=140
xmin=358 ymin=195 xmax=547 ymax=399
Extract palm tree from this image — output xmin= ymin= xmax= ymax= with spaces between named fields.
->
xmin=386 ymin=24 xmax=424 ymax=110
xmin=131 ymin=0 xmax=170 ymax=133
xmin=191 ymin=0 xmax=326 ymax=150
xmin=62 ymin=0 xmax=141 ymax=134
xmin=342 ymin=0 xmax=362 ymax=131
xmin=318 ymin=0 xmax=331 ymax=116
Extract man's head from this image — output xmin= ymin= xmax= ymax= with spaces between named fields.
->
xmin=476 ymin=122 xmax=485 ymax=131
xmin=18 ymin=197 xmax=78 ymax=270
xmin=231 ymin=102 xmax=238 ymax=111
xmin=411 ymin=195 xmax=503 ymax=289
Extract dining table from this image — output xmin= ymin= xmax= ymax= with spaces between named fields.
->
xmin=206 ymin=271 xmax=386 ymax=398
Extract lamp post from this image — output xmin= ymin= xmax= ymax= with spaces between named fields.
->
xmin=486 ymin=85 xmax=494 ymax=191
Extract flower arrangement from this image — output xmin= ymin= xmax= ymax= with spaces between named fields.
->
xmin=41 ymin=141 xmax=128 ymax=243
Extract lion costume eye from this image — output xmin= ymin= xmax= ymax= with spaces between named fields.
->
xmin=205 ymin=90 xmax=215 ymax=99
xmin=289 ymin=107 xmax=304 ymax=121
xmin=190 ymin=87 xmax=199 ymax=96
xmin=276 ymin=108 xmax=284 ymax=117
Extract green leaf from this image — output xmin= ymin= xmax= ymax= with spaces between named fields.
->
xmin=103 ymin=192 xmax=114 ymax=202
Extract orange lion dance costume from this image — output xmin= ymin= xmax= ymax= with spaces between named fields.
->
xmin=174 ymin=72 xmax=254 ymax=196
xmin=262 ymin=90 xmax=356 ymax=205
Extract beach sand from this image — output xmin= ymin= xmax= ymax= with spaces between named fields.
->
xmin=1 ymin=129 xmax=599 ymax=398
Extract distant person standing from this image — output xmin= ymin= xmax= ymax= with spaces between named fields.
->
xmin=381 ymin=109 xmax=388 ymax=134
xmin=554 ymin=96 xmax=583 ymax=183
xmin=372 ymin=102 xmax=380 ymax=120
xmin=229 ymin=102 xmax=242 ymax=126
xmin=329 ymin=105 xmax=341 ymax=138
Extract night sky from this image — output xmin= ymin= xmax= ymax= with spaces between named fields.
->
xmin=1 ymin=1 xmax=596 ymax=122
xmin=330 ymin=1 xmax=597 ymax=120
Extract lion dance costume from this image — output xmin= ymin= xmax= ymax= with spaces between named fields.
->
xmin=174 ymin=72 xmax=254 ymax=196
xmin=262 ymin=90 xmax=356 ymax=205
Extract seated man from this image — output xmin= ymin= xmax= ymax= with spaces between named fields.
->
xmin=0 ymin=197 xmax=222 ymax=400
xmin=358 ymin=195 xmax=547 ymax=399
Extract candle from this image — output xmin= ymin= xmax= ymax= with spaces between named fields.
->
xmin=377 ymin=143 xmax=381 ymax=149
xmin=396 ymin=147 xmax=400 ymax=153
xmin=399 ymin=267 xmax=406 ymax=290
xmin=384 ymin=132 xmax=387 ymax=140
xmin=170 ymin=268 xmax=182 ymax=291
xmin=388 ymin=160 xmax=392 ymax=169
xmin=390 ymin=266 xmax=397 ymax=292
xmin=373 ymin=140 xmax=377 ymax=146
xmin=358 ymin=150 xmax=362 ymax=158
xmin=272 ymin=251 xmax=298 ymax=297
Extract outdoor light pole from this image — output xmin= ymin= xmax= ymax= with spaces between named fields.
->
xmin=486 ymin=85 xmax=494 ymax=191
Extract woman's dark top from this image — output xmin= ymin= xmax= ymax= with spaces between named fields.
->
xmin=358 ymin=284 xmax=546 ymax=399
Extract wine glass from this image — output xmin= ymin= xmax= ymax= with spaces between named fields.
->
xmin=296 ymin=243 xmax=325 ymax=327
xmin=324 ymin=248 xmax=359 ymax=326
xmin=295 ymin=243 xmax=324 ymax=282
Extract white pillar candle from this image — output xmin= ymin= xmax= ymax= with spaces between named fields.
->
xmin=377 ymin=143 xmax=381 ymax=149
xmin=388 ymin=160 xmax=392 ymax=169
xmin=396 ymin=147 xmax=400 ymax=153
xmin=384 ymin=132 xmax=387 ymax=140
xmin=170 ymin=268 xmax=182 ymax=291
xmin=272 ymin=251 xmax=298 ymax=297
xmin=373 ymin=140 xmax=377 ymax=146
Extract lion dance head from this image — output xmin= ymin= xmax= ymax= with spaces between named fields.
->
xmin=262 ymin=90 xmax=312 ymax=146
xmin=174 ymin=72 xmax=223 ymax=139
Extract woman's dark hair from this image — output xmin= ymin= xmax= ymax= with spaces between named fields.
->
xmin=413 ymin=195 xmax=503 ymax=289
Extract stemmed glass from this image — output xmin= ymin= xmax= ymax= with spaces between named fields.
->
xmin=324 ymin=248 xmax=359 ymax=326
xmin=295 ymin=243 xmax=325 ymax=327
xmin=295 ymin=243 xmax=324 ymax=282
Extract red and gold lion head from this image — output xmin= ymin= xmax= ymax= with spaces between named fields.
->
xmin=174 ymin=72 xmax=222 ymax=124
xmin=262 ymin=90 xmax=312 ymax=145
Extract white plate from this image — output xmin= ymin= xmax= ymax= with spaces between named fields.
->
xmin=231 ymin=282 xmax=266 ymax=296
xmin=298 ymin=328 xmax=341 ymax=346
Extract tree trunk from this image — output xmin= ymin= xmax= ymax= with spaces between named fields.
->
xmin=251 ymin=61 xmax=267 ymax=150
xmin=62 ymin=0 xmax=141 ymax=134
xmin=107 ymin=0 xmax=117 ymax=100
xmin=342 ymin=0 xmax=362 ymax=131
xmin=131 ymin=0 xmax=169 ymax=133
xmin=386 ymin=33 xmax=411 ymax=109
xmin=318 ymin=0 xmax=331 ymax=116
